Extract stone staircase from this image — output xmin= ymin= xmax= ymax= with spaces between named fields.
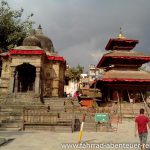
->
xmin=120 ymin=102 xmax=150 ymax=118
xmin=0 ymin=93 xmax=43 ymax=131
xmin=0 ymin=93 xmax=42 ymax=106
xmin=0 ymin=96 xmax=148 ymax=132
xmin=120 ymin=103 xmax=135 ymax=118
xmin=0 ymin=97 xmax=110 ymax=132
xmin=0 ymin=106 xmax=23 ymax=131
xmin=0 ymin=97 xmax=80 ymax=132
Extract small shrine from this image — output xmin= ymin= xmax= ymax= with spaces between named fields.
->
xmin=0 ymin=25 xmax=66 ymax=102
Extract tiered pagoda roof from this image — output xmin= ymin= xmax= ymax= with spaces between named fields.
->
xmin=97 ymin=51 xmax=150 ymax=67
xmin=105 ymin=28 xmax=139 ymax=51
xmin=96 ymin=29 xmax=150 ymax=83
xmin=105 ymin=38 xmax=138 ymax=51
xmin=103 ymin=70 xmax=150 ymax=83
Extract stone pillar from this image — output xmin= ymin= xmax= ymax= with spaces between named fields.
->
xmin=35 ymin=67 xmax=40 ymax=96
xmin=14 ymin=72 xmax=18 ymax=93
xmin=8 ymin=67 xmax=16 ymax=93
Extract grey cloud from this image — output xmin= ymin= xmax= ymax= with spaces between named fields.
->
xmin=6 ymin=0 xmax=150 ymax=71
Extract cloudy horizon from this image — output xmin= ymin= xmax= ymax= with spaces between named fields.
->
xmin=6 ymin=0 xmax=150 ymax=72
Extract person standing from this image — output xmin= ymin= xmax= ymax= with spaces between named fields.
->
xmin=135 ymin=108 xmax=150 ymax=150
xmin=112 ymin=101 xmax=118 ymax=114
xmin=73 ymin=91 xmax=79 ymax=100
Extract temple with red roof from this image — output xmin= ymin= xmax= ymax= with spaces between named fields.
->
xmin=0 ymin=25 xmax=66 ymax=101
xmin=96 ymin=29 xmax=150 ymax=103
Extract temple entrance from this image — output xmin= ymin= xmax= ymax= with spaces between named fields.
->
xmin=16 ymin=63 xmax=36 ymax=92
xmin=109 ymin=90 xmax=122 ymax=102
xmin=122 ymin=90 xmax=129 ymax=102
xmin=108 ymin=89 xmax=144 ymax=103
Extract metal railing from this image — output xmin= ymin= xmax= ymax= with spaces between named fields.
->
xmin=141 ymin=92 xmax=150 ymax=117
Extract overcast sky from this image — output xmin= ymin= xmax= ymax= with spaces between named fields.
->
xmin=6 ymin=0 xmax=150 ymax=71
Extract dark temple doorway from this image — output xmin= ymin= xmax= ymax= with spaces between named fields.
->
xmin=0 ymin=60 xmax=2 ymax=77
xmin=16 ymin=63 xmax=36 ymax=92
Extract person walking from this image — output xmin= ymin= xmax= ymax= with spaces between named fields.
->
xmin=135 ymin=108 xmax=150 ymax=150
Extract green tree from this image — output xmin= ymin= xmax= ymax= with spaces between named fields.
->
xmin=0 ymin=0 xmax=34 ymax=51
xmin=66 ymin=64 xmax=84 ymax=82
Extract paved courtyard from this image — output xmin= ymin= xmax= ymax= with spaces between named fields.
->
xmin=0 ymin=120 xmax=150 ymax=150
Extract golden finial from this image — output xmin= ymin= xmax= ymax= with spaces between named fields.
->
xmin=117 ymin=27 xmax=126 ymax=39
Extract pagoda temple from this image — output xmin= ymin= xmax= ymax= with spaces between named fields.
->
xmin=0 ymin=25 xmax=66 ymax=102
xmin=96 ymin=30 xmax=150 ymax=103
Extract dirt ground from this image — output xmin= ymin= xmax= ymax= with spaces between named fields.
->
xmin=0 ymin=119 xmax=150 ymax=150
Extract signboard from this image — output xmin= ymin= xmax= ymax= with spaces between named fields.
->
xmin=95 ymin=113 xmax=110 ymax=123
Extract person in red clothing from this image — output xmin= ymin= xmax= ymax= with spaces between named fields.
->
xmin=135 ymin=108 xmax=150 ymax=150
xmin=73 ymin=91 xmax=79 ymax=100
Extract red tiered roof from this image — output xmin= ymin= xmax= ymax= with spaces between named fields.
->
xmin=101 ymin=70 xmax=150 ymax=82
xmin=47 ymin=55 xmax=65 ymax=62
xmin=97 ymin=51 xmax=150 ymax=68
xmin=105 ymin=38 xmax=139 ymax=50
xmin=96 ymin=33 xmax=150 ymax=83
xmin=102 ymin=78 xmax=150 ymax=82
xmin=10 ymin=49 xmax=44 ymax=55
xmin=2 ymin=49 xmax=66 ymax=62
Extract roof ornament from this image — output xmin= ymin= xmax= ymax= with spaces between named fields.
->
xmin=38 ymin=24 xmax=42 ymax=29
xmin=117 ymin=27 xmax=126 ymax=39
xmin=36 ymin=24 xmax=43 ymax=35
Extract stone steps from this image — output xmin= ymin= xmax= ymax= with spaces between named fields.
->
xmin=0 ymin=107 xmax=23 ymax=130
xmin=24 ymin=125 xmax=73 ymax=132
xmin=0 ymin=121 xmax=22 ymax=128
xmin=0 ymin=98 xmax=78 ymax=132
xmin=116 ymin=102 xmax=150 ymax=118
xmin=0 ymin=127 xmax=21 ymax=131
xmin=1 ymin=98 xmax=146 ymax=132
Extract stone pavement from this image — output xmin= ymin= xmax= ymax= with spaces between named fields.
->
xmin=0 ymin=120 xmax=150 ymax=150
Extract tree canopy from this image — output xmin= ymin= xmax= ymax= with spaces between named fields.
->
xmin=0 ymin=0 xmax=34 ymax=51
xmin=65 ymin=64 xmax=84 ymax=82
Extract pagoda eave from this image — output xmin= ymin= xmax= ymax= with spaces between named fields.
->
xmin=97 ymin=55 xmax=150 ymax=68
xmin=90 ymin=78 xmax=150 ymax=89
xmin=102 ymin=78 xmax=150 ymax=82
xmin=105 ymin=38 xmax=139 ymax=50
